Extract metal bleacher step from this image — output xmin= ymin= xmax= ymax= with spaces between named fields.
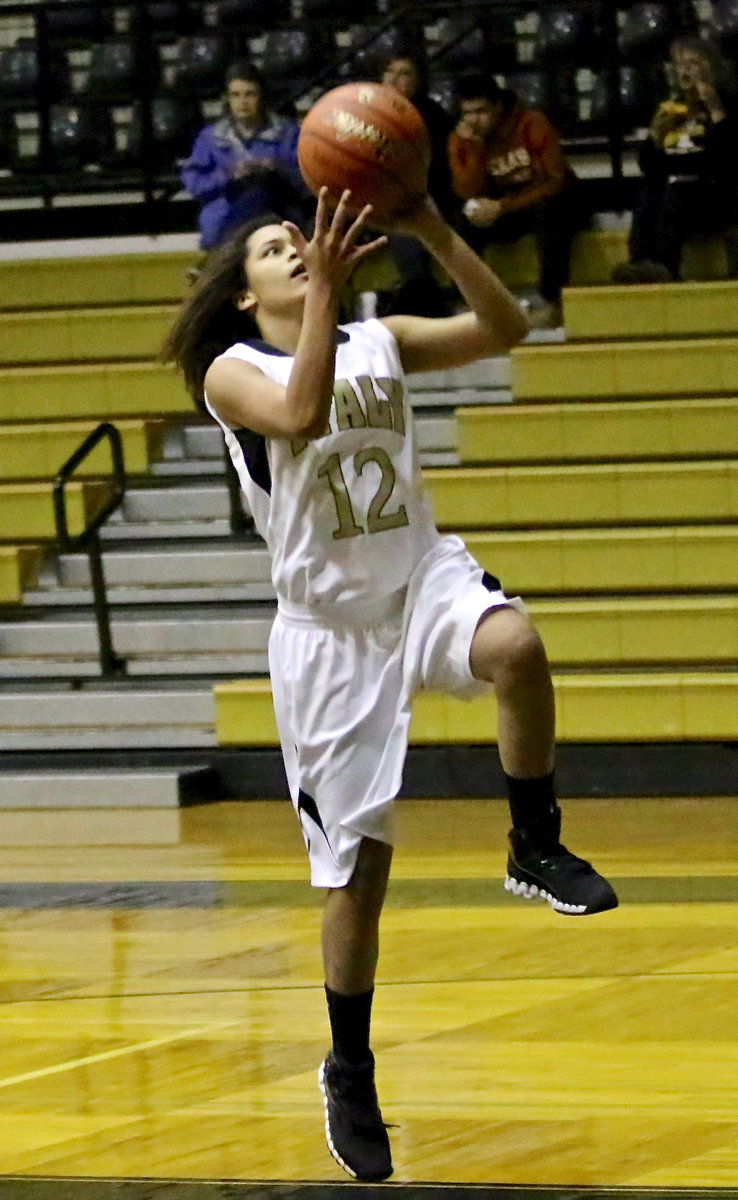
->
xmin=21 ymin=523 xmax=738 ymax=609
xmin=107 ymin=483 xmax=232 ymax=526
xmin=152 ymin=415 xmax=460 ymax=474
xmin=44 ymin=544 xmax=273 ymax=590
xmin=21 ymin=583 xmax=275 ymax=607
xmin=0 ymin=606 xmax=274 ymax=679
xmin=0 ymin=765 xmax=213 ymax=808
xmin=0 ymin=654 xmax=269 ymax=679
xmin=1 ymin=596 xmax=736 ymax=681
xmin=407 ymin=357 xmax=512 ymax=407
xmin=0 ymin=685 xmax=217 ymax=750
xmin=103 ymin=518 xmax=234 ymax=542
xmin=167 ymin=416 xmax=459 ymax=461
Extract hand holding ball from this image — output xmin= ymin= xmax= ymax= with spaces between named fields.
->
xmin=298 ymin=82 xmax=430 ymax=220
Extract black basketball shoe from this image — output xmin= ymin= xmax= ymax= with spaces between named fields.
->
xmin=318 ymin=1050 xmax=393 ymax=1181
xmin=505 ymin=827 xmax=618 ymax=915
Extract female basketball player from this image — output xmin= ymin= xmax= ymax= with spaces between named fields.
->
xmin=164 ymin=188 xmax=617 ymax=1182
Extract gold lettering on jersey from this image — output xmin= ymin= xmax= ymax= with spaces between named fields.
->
xmin=330 ymin=376 xmax=405 ymax=434
xmin=376 ymin=377 xmax=405 ymax=437
xmin=356 ymin=375 xmax=392 ymax=430
xmin=333 ymin=380 xmax=368 ymax=430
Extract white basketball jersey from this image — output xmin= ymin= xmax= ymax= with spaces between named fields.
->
xmin=205 ymin=318 xmax=440 ymax=618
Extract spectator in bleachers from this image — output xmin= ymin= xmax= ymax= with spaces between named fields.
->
xmin=377 ymin=53 xmax=456 ymax=315
xmin=613 ymin=37 xmax=738 ymax=283
xmin=381 ymin=53 xmax=455 ymax=217
xmin=180 ymin=60 xmax=309 ymax=252
xmin=448 ymin=73 xmax=588 ymax=326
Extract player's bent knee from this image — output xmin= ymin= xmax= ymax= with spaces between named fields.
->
xmin=344 ymin=837 xmax=393 ymax=897
xmin=470 ymin=606 xmax=548 ymax=685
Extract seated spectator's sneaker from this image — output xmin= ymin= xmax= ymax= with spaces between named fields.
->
xmin=611 ymin=260 xmax=673 ymax=284
xmin=318 ymin=1051 xmax=393 ymax=1181
xmin=527 ymin=298 xmax=563 ymax=330
xmin=505 ymin=828 xmax=618 ymax=915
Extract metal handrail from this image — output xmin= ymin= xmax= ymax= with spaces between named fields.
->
xmin=53 ymin=422 xmax=127 ymax=679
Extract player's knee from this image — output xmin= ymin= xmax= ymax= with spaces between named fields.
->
xmin=472 ymin=608 xmax=548 ymax=687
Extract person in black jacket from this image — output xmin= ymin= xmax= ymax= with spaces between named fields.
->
xmin=614 ymin=37 xmax=738 ymax=283
xmin=376 ymin=53 xmax=457 ymax=314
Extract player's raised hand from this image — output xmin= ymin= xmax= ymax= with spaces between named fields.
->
xmin=282 ymin=189 xmax=387 ymax=291
xmin=373 ymin=193 xmax=448 ymax=243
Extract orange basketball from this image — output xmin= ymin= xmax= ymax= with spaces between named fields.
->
xmin=298 ymin=82 xmax=431 ymax=219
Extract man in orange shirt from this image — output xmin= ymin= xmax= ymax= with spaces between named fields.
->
xmin=448 ymin=74 xmax=587 ymax=323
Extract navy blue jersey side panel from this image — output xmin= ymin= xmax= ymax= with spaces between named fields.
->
xmin=234 ymin=428 xmax=272 ymax=496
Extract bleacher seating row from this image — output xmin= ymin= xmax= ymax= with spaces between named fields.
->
xmin=1 ymin=0 xmax=736 ymax=199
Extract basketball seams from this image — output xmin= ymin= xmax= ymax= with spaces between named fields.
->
xmin=298 ymin=129 xmax=423 ymax=211
xmin=313 ymin=96 xmax=427 ymax=147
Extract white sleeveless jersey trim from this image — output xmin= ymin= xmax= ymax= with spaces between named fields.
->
xmin=204 ymin=318 xmax=440 ymax=618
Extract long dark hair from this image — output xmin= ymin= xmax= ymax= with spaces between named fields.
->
xmin=162 ymin=213 xmax=283 ymax=407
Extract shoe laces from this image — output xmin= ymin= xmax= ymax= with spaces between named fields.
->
xmin=537 ymin=843 xmax=594 ymax=874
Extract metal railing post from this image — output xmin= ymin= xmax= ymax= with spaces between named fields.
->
xmin=54 ymin=422 xmax=128 ymax=679
xmin=86 ymin=529 xmax=125 ymax=678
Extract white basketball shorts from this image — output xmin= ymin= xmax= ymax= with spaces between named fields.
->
xmin=268 ymin=534 xmax=524 ymax=887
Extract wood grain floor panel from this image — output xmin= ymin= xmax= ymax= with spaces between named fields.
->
xmin=0 ymin=798 xmax=735 ymax=1185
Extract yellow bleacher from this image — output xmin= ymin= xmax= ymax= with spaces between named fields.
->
xmin=1 ymin=241 xmax=736 ymax=741
xmin=0 ymin=480 xmax=110 ymax=541
xmin=0 ymin=545 xmax=43 ymax=605
xmin=0 ymin=419 xmax=167 ymax=479
xmin=0 ymin=251 xmax=193 ymax=310
xmin=214 ymin=671 xmax=738 ymax=745
xmin=512 ymin=337 xmax=738 ymax=400
xmin=0 ymin=251 xmax=190 ymax=601
xmin=0 ymin=306 xmax=178 ymax=364
xmin=458 ymin=397 xmax=738 ymax=463
xmin=2 ymin=362 xmax=192 ymax=421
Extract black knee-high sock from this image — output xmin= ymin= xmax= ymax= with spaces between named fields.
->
xmin=325 ymin=985 xmax=374 ymax=1065
xmin=505 ymin=770 xmax=561 ymax=848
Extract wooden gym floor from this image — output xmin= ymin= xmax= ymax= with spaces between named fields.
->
xmin=0 ymin=796 xmax=737 ymax=1198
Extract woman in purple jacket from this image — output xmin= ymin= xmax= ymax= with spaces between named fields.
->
xmin=181 ymin=61 xmax=309 ymax=250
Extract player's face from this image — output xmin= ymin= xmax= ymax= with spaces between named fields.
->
xmin=460 ymin=97 xmax=503 ymax=138
xmin=236 ymin=224 xmax=307 ymax=317
xmin=227 ymin=79 xmax=262 ymax=124
xmin=382 ymin=58 xmax=420 ymax=99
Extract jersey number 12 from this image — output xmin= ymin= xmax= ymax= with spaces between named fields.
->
xmin=318 ymin=448 xmax=410 ymax=540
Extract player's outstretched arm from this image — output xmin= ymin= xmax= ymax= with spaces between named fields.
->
xmin=379 ymin=197 xmax=530 ymax=374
